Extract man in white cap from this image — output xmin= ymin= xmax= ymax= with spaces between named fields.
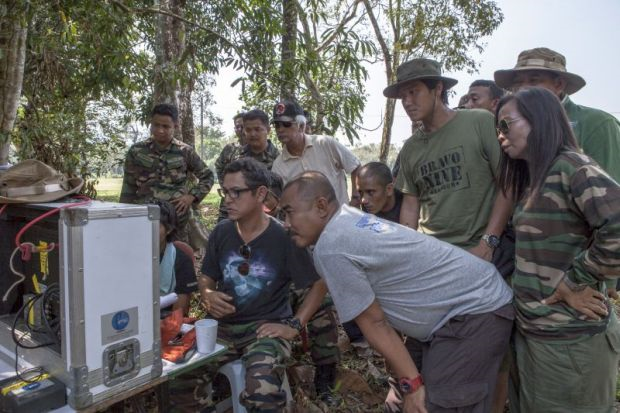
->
xmin=495 ymin=47 xmax=620 ymax=182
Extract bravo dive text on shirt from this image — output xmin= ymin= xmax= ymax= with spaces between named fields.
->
xmin=417 ymin=146 xmax=470 ymax=194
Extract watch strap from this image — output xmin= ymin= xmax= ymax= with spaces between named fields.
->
xmin=399 ymin=375 xmax=424 ymax=394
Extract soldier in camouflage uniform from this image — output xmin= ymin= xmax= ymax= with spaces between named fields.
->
xmin=496 ymin=88 xmax=620 ymax=413
xmin=216 ymin=110 xmax=280 ymax=222
xmin=120 ymin=104 xmax=214 ymax=242
xmin=214 ymin=112 xmax=245 ymax=184
xmin=172 ymin=158 xmax=328 ymax=412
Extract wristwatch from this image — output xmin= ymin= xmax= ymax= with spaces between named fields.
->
xmin=482 ymin=234 xmax=501 ymax=249
xmin=284 ymin=317 xmax=303 ymax=332
xmin=399 ymin=375 xmax=424 ymax=394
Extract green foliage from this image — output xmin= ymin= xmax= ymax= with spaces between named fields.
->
xmin=13 ymin=0 xmax=150 ymax=195
xmin=240 ymin=0 xmax=376 ymax=144
xmin=392 ymin=0 xmax=504 ymax=72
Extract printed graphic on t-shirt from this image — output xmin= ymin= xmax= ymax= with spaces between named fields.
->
xmin=355 ymin=214 xmax=396 ymax=234
xmin=417 ymin=146 xmax=471 ymax=195
xmin=221 ymin=251 xmax=275 ymax=307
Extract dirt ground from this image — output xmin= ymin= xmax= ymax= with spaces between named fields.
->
xmin=106 ymin=203 xmax=620 ymax=412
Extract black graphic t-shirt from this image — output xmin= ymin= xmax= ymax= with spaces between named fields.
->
xmin=201 ymin=218 xmax=319 ymax=323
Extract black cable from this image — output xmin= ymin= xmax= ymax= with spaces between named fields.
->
xmin=11 ymin=284 xmax=61 ymax=382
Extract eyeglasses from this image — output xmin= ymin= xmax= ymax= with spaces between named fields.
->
xmin=217 ymin=187 xmax=254 ymax=199
xmin=238 ymin=244 xmax=251 ymax=276
xmin=272 ymin=121 xmax=295 ymax=129
xmin=496 ymin=118 xmax=522 ymax=136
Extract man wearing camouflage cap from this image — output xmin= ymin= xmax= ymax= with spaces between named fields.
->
xmin=495 ymin=47 xmax=620 ymax=182
xmin=120 ymin=103 xmax=214 ymax=241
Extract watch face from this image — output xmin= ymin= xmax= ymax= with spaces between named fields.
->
xmin=399 ymin=382 xmax=412 ymax=393
xmin=489 ymin=235 xmax=500 ymax=248
xmin=484 ymin=234 xmax=500 ymax=248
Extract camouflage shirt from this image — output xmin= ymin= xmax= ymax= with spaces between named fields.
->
xmin=214 ymin=142 xmax=241 ymax=184
xmin=237 ymin=140 xmax=280 ymax=170
xmin=120 ymin=137 xmax=214 ymax=206
xmin=215 ymin=141 xmax=280 ymax=184
xmin=512 ymin=151 xmax=620 ymax=342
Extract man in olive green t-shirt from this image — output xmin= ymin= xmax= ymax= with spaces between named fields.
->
xmin=384 ymin=58 xmax=513 ymax=258
xmin=382 ymin=57 xmax=513 ymax=413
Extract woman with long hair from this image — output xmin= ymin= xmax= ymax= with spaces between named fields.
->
xmin=496 ymin=87 xmax=620 ymax=413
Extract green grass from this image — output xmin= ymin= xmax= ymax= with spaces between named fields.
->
xmin=96 ymin=177 xmax=123 ymax=202
xmin=94 ymin=177 xmax=222 ymax=228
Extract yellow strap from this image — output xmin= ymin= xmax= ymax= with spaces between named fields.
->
xmin=1 ymin=373 xmax=49 ymax=395
xmin=38 ymin=241 xmax=48 ymax=278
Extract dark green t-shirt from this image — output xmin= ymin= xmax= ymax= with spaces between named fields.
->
xmin=563 ymin=96 xmax=620 ymax=183
xmin=395 ymin=110 xmax=500 ymax=248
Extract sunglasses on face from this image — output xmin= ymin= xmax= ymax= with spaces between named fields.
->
xmin=272 ymin=121 xmax=295 ymax=129
xmin=237 ymin=244 xmax=252 ymax=276
xmin=217 ymin=187 xmax=254 ymax=199
xmin=496 ymin=117 xmax=522 ymax=136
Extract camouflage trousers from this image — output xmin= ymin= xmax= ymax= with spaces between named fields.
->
xmin=289 ymin=287 xmax=340 ymax=366
xmin=168 ymin=320 xmax=292 ymax=413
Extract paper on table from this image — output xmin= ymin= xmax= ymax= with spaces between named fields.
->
xmin=160 ymin=292 xmax=178 ymax=308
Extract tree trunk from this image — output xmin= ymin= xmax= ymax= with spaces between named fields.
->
xmin=0 ymin=1 xmax=28 ymax=167
xmin=379 ymin=98 xmax=396 ymax=162
xmin=280 ymin=0 xmax=297 ymax=100
xmin=153 ymin=0 xmax=190 ymax=142
xmin=178 ymin=81 xmax=195 ymax=146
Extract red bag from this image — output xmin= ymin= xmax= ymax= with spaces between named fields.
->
xmin=160 ymin=308 xmax=197 ymax=363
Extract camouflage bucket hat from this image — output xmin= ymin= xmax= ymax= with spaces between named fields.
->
xmin=383 ymin=58 xmax=458 ymax=98
xmin=494 ymin=47 xmax=586 ymax=95
xmin=0 ymin=159 xmax=84 ymax=204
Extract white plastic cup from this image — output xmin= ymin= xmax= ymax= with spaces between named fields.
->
xmin=195 ymin=319 xmax=218 ymax=354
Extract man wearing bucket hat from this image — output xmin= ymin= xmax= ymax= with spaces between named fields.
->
xmin=120 ymin=104 xmax=214 ymax=242
xmin=384 ymin=57 xmax=514 ymax=413
xmin=389 ymin=59 xmax=512 ymax=261
xmin=0 ymin=159 xmax=84 ymax=204
xmin=495 ymin=47 xmax=620 ymax=182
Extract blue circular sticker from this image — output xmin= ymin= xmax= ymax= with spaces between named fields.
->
xmin=112 ymin=311 xmax=130 ymax=331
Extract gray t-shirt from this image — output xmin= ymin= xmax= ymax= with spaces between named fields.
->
xmin=313 ymin=205 xmax=513 ymax=341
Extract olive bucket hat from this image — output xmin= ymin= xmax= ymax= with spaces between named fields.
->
xmin=383 ymin=58 xmax=458 ymax=98
xmin=0 ymin=159 xmax=84 ymax=204
xmin=494 ymin=47 xmax=586 ymax=95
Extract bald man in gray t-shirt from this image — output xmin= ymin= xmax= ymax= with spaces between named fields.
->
xmin=313 ymin=206 xmax=512 ymax=341
xmin=281 ymin=172 xmax=514 ymax=412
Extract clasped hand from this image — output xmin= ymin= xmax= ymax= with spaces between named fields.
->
xmin=542 ymin=280 xmax=608 ymax=320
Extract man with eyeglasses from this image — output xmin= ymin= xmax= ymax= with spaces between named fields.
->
xmin=271 ymin=99 xmax=360 ymax=206
xmin=216 ymin=109 xmax=280 ymax=221
xmin=495 ymin=47 xmax=620 ymax=182
xmin=120 ymin=103 xmax=214 ymax=242
xmin=189 ymin=157 xmax=327 ymax=412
